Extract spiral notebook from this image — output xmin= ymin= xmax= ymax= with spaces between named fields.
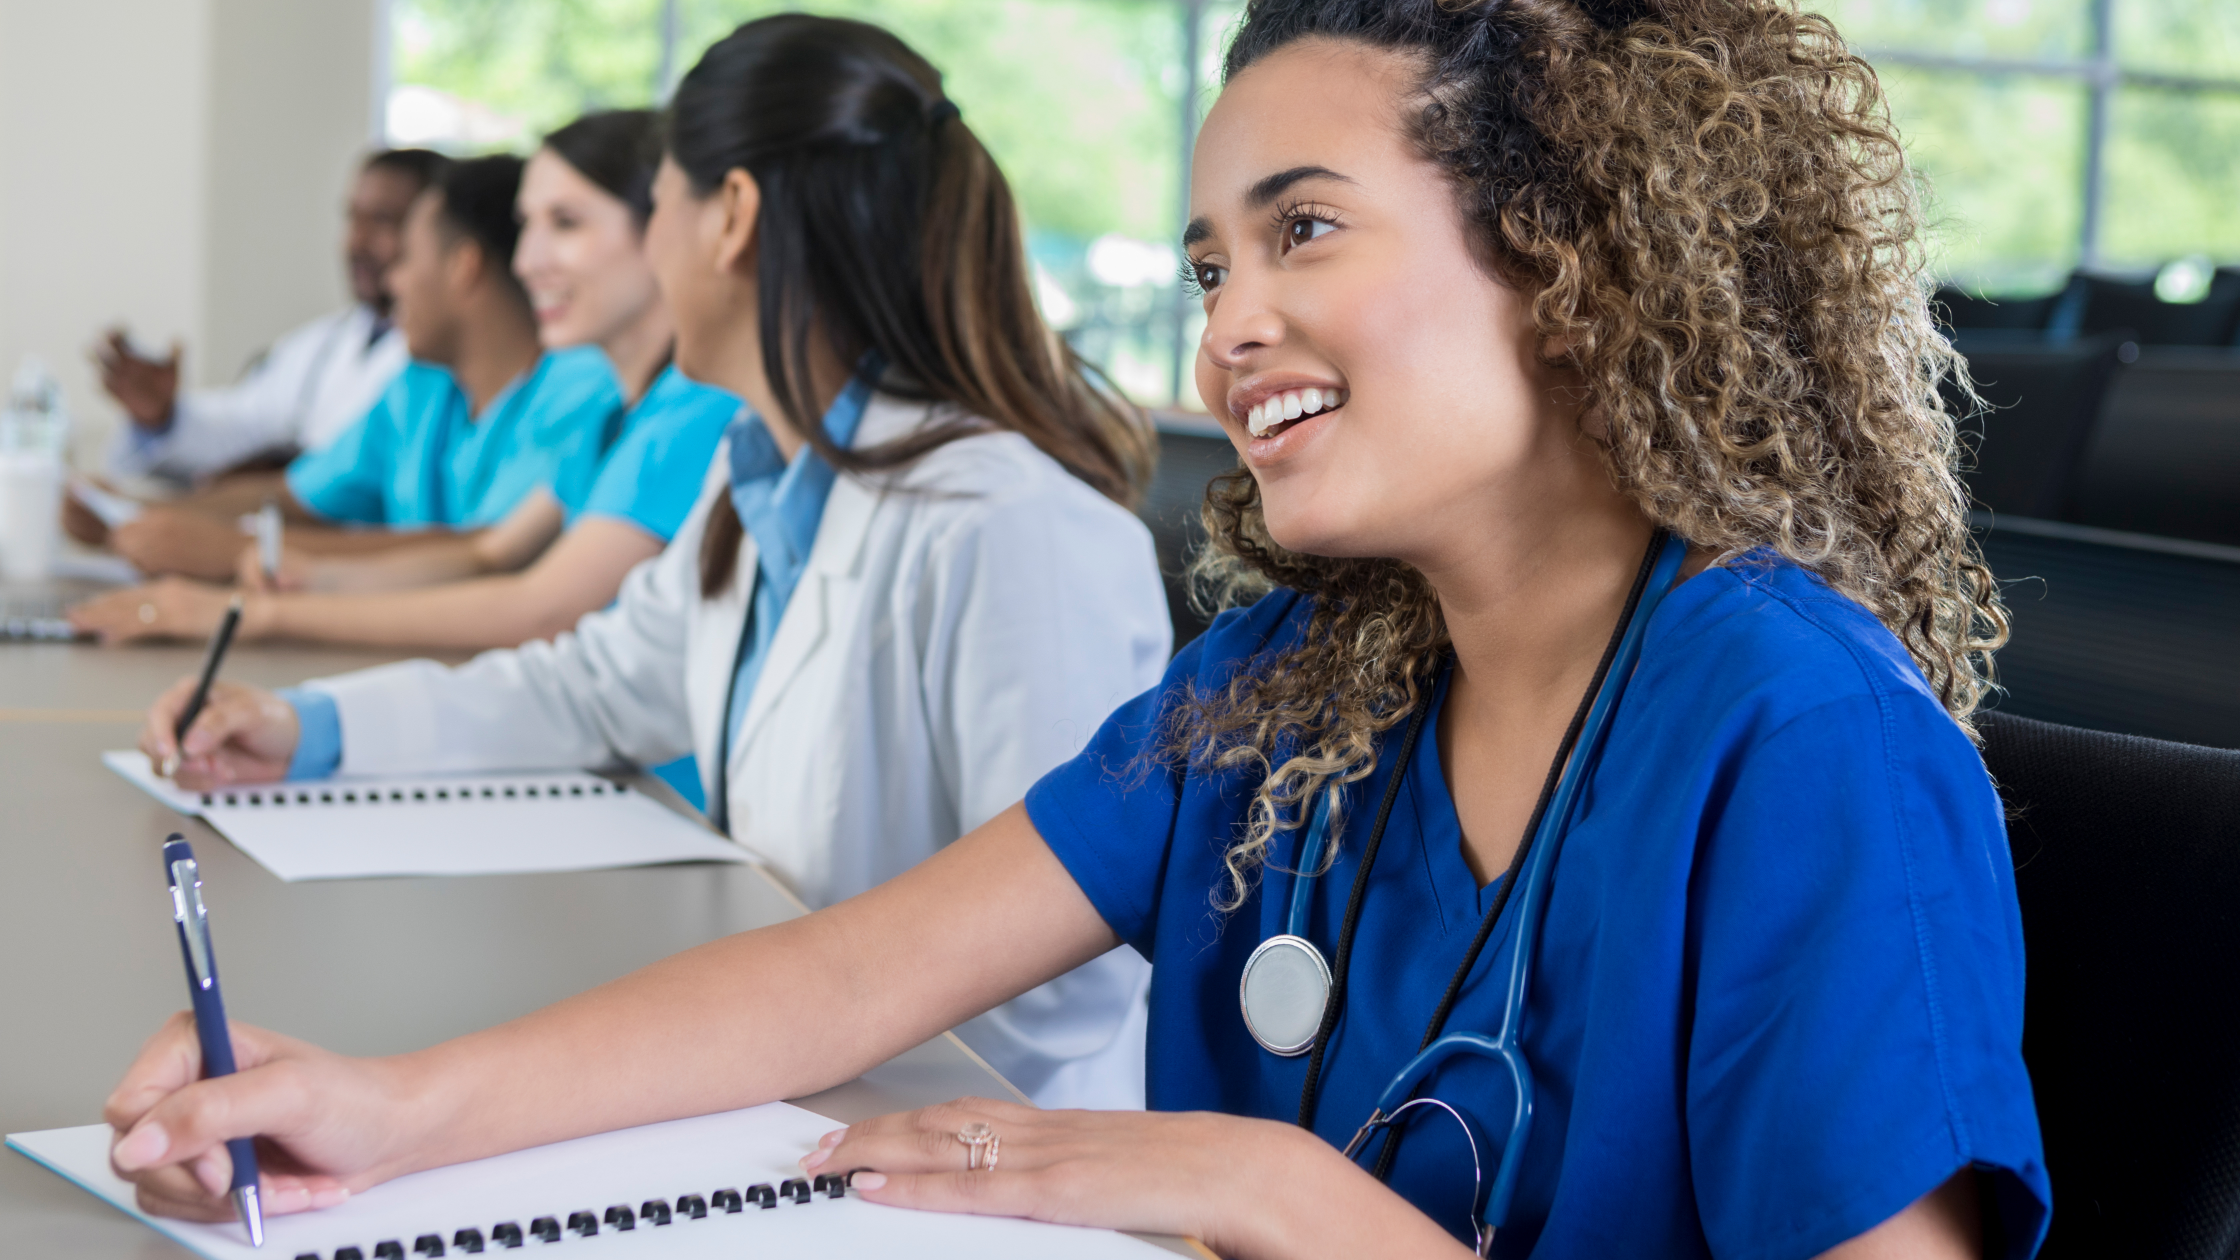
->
xmin=103 ymin=750 xmax=748 ymax=881
xmin=8 ymin=1101 xmax=1173 ymax=1259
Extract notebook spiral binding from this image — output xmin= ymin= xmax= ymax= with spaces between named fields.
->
xmin=199 ymin=776 xmax=630 ymax=810
xmin=294 ymin=1174 xmax=856 ymax=1259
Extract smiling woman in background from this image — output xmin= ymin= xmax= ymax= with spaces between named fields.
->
xmin=73 ymin=111 xmax=739 ymax=650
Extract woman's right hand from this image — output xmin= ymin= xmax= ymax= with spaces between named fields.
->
xmin=140 ymin=677 xmax=299 ymax=788
xmin=105 ymin=1014 xmax=419 ymax=1221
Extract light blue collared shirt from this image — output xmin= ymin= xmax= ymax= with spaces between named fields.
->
xmin=721 ymin=376 xmax=875 ymax=755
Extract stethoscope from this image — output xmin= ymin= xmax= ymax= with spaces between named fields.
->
xmin=1237 ymin=529 xmax=1685 ymax=1255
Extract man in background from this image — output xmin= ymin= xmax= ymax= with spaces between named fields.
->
xmin=94 ymin=148 xmax=449 ymax=487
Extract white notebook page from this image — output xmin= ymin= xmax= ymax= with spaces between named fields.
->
xmin=9 ymin=1102 xmax=1169 ymax=1260
xmin=103 ymin=750 xmax=748 ymax=881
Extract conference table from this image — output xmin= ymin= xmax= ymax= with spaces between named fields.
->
xmin=0 ymin=582 xmax=1198 ymax=1257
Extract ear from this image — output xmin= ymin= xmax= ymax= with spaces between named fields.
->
xmin=1538 ymin=331 xmax=1606 ymax=440
xmin=713 ymin=167 xmax=762 ymax=278
xmin=441 ymin=236 xmax=486 ymax=299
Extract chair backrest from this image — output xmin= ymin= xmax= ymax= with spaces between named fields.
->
xmin=1938 ymin=284 xmax=2071 ymax=333
xmin=1976 ymin=515 xmax=2240 ymax=750
xmin=2071 ymin=348 xmax=2240 ymax=548
xmin=1136 ymin=420 xmax=1238 ymax=652
xmin=1949 ymin=333 xmax=2134 ymax=519
xmin=2078 ymin=270 xmax=2240 ymax=347
xmin=1979 ymin=710 xmax=2240 ymax=1259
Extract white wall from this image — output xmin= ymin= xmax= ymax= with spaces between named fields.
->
xmin=0 ymin=0 xmax=375 ymax=472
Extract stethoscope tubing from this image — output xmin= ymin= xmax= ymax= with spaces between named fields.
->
xmin=1353 ymin=531 xmax=1688 ymax=1236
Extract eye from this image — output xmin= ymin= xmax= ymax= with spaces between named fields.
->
xmin=1181 ymin=259 xmax=1225 ymax=298
xmin=1281 ymin=213 xmax=1336 ymax=252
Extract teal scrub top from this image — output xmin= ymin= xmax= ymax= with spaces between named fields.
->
xmin=286 ymin=346 xmax=622 ymax=529
xmin=574 ymin=365 xmax=738 ymax=542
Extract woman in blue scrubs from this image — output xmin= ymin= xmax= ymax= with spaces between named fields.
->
xmin=103 ymin=1 xmax=2048 ymax=1256
xmin=75 ymin=112 xmax=738 ymax=651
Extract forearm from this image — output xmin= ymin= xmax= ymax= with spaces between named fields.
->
xmin=260 ymin=520 xmax=660 ymax=648
xmin=1213 ymin=1125 xmax=1476 ymax=1260
xmin=171 ymin=471 xmax=291 ymax=519
xmin=297 ymin=533 xmax=494 ymax=593
xmin=388 ymin=807 xmax=1115 ymax=1174
xmin=283 ymin=524 xmax=470 ymax=557
xmin=261 ymin=574 xmax=573 ymax=649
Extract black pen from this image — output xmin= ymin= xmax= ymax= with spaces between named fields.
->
xmin=164 ymin=595 xmax=243 ymax=778
xmin=161 ymin=834 xmax=265 ymax=1246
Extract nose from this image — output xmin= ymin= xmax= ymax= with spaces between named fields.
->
xmin=1199 ymin=268 xmax=1286 ymax=372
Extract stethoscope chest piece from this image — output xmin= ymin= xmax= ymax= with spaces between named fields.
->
xmin=1240 ymin=933 xmax=1332 ymax=1056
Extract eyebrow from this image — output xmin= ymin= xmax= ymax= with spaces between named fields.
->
xmin=1182 ymin=165 xmax=1359 ymax=250
xmin=1246 ymin=165 xmax=1355 ymax=208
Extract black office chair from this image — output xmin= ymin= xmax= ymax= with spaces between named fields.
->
xmin=1936 ymin=282 xmax=2076 ymax=337
xmin=2076 ymin=269 xmax=2240 ymax=347
xmin=1136 ymin=421 xmax=1239 ymax=652
xmin=1979 ymin=710 xmax=2240 ymax=1259
xmin=1947 ymin=333 xmax=2134 ymax=520
xmin=2069 ymin=350 xmax=2240 ymax=548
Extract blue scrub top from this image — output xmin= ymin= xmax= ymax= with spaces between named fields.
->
xmin=1026 ymin=553 xmax=2050 ymax=1259
xmin=286 ymin=346 xmax=621 ymax=528
xmin=575 ymin=365 xmax=738 ymax=541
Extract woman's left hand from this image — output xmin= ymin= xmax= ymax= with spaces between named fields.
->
xmin=799 ymin=1097 xmax=1472 ymax=1260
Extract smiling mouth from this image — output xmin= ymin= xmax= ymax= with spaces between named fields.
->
xmin=1245 ymin=387 xmax=1347 ymax=438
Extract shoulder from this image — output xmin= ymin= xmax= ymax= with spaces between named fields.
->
xmin=531 ymin=347 xmax=624 ymax=416
xmin=617 ymin=372 xmax=736 ymax=451
xmin=376 ymin=361 xmax=455 ymax=421
xmin=637 ymin=369 xmax=738 ymax=423
xmin=1643 ymin=549 xmax=1979 ymax=782
xmin=271 ymin=307 xmax=360 ymax=353
xmin=862 ymin=398 xmax=1150 ymax=548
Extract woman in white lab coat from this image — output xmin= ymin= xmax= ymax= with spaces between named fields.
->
xmin=138 ymin=14 xmax=1168 ymax=1110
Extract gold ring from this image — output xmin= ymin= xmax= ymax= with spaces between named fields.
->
xmin=138 ymin=603 xmax=157 ymax=624
xmin=984 ymin=1134 xmax=1000 ymax=1173
xmin=956 ymin=1121 xmax=992 ymax=1171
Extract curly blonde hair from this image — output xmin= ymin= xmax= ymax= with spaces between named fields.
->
xmin=1177 ymin=0 xmax=2006 ymax=908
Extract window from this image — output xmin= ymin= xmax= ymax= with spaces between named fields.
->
xmin=1817 ymin=0 xmax=2240 ymax=293
xmin=388 ymin=0 xmax=1241 ymax=408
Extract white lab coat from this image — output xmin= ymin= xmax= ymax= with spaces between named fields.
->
xmin=308 ymin=393 xmax=1171 ymax=1108
xmin=107 ymin=304 xmax=406 ymax=483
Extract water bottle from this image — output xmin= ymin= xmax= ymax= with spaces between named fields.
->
xmin=0 ymin=356 xmax=71 ymax=582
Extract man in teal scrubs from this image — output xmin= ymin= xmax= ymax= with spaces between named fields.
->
xmin=114 ymin=156 xmax=623 ymax=578
xmin=286 ymin=155 xmax=622 ymax=530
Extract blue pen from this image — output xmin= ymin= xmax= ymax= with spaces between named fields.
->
xmin=162 ymin=834 xmax=265 ymax=1247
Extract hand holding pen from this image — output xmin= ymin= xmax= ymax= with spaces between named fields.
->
xmin=107 ymin=844 xmax=368 ymax=1226
xmin=159 ymin=595 xmax=243 ymax=779
xmin=157 ymin=835 xmax=264 ymax=1245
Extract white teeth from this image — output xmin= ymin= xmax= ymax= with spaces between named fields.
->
xmin=1243 ymin=388 xmax=1346 ymax=437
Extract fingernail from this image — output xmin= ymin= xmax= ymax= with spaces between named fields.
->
xmin=851 ymin=1172 xmax=886 ymax=1190
xmin=114 ymin=1122 xmax=167 ymax=1169
xmin=310 ymin=1185 xmax=351 ymax=1209
xmin=800 ymin=1147 xmax=830 ymax=1171
xmin=820 ymin=1128 xmax=847 ymax=1148
xmin=159 ymin=755 xmax=179 ymax=779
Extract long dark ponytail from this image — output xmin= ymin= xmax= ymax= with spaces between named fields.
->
xmin=669 ymin=14 xmax=1155 ymax=594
